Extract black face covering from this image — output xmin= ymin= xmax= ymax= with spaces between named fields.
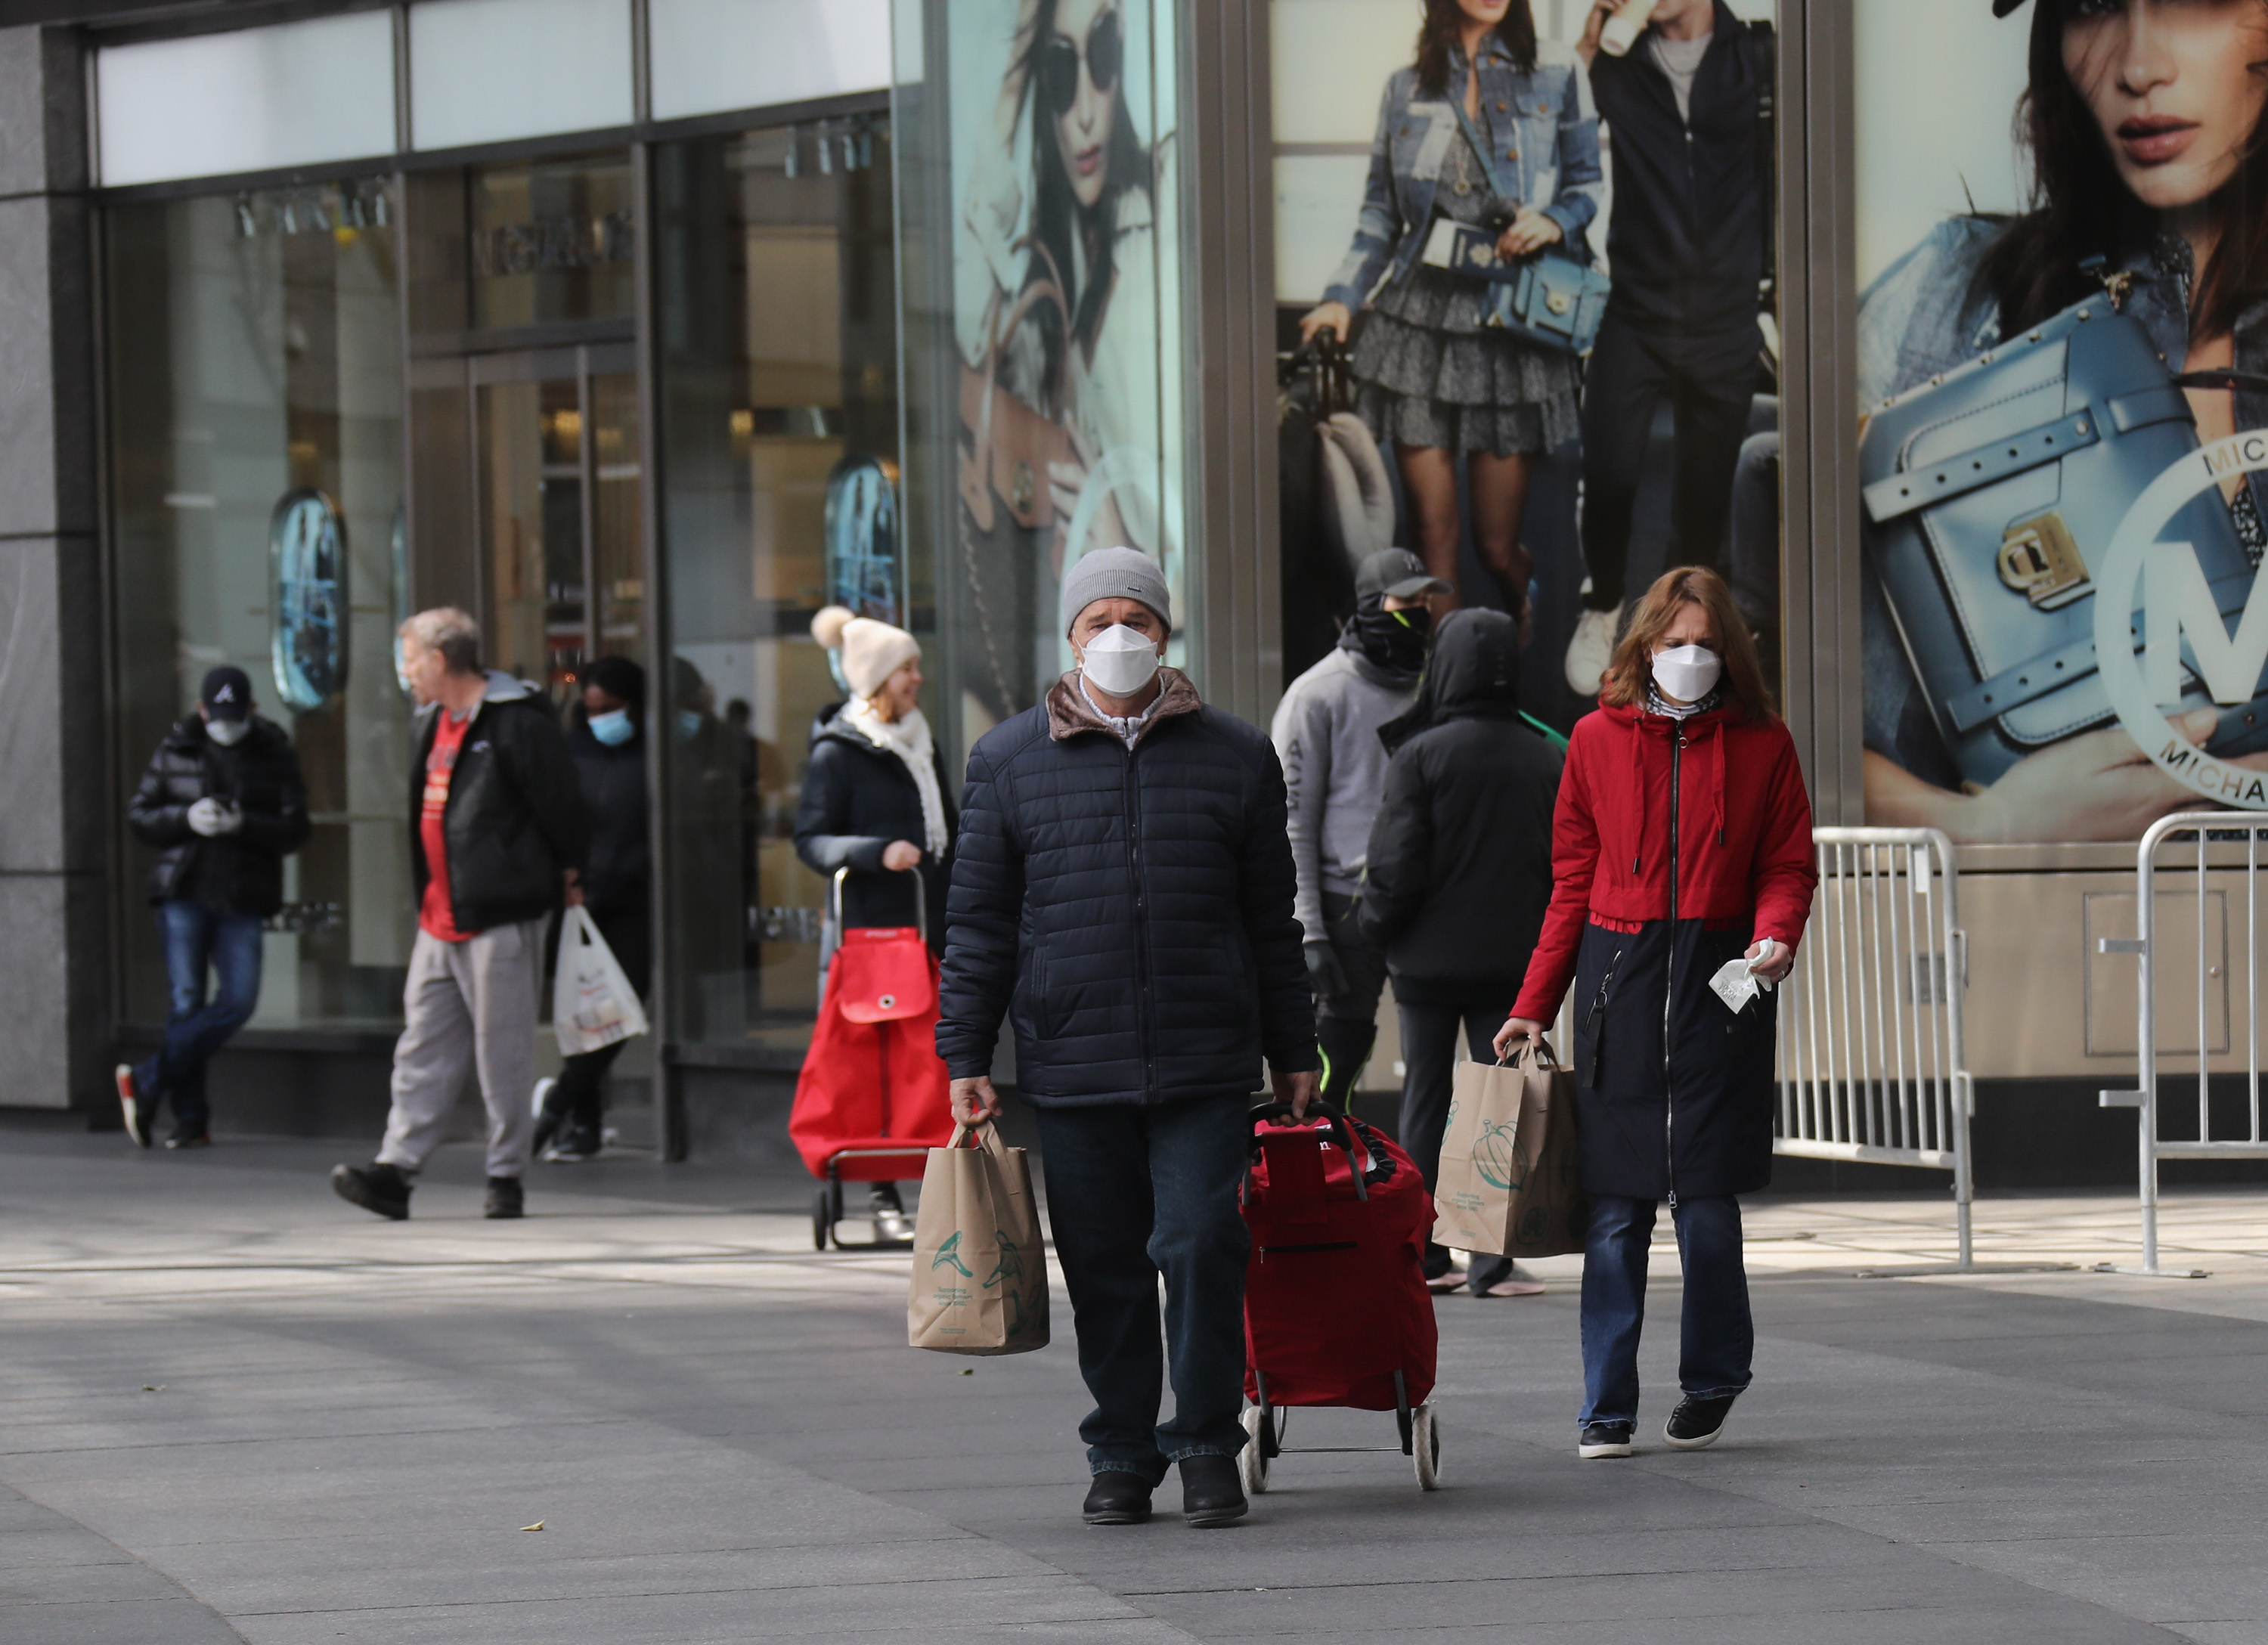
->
xmin=1350 ymin=600 xmax=1432 ymax=677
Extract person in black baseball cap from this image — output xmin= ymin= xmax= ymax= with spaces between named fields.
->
xmin=120 ymin=667 xmax=309 ymax=1148
xmin=1271 ymin=547 xmax=1450 ymax=1123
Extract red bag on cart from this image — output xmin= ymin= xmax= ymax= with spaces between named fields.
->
xmin=789 ymin=923 xmax=954 ymax=1180
xmin=1241 ymin=1106 xmax=1437 ymax=1412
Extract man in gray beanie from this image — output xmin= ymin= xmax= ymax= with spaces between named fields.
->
xmin=939 ymin=546 xmax=1318 ymax=1531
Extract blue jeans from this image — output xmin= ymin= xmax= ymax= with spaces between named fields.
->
xmin=135 ymin=903 xmax=264 ymax=1138
xmin=1032 ymin=1098 xmax=1253 ymax=1484
xmin=1579 ymin=1194 xmax=1754 ymax=1427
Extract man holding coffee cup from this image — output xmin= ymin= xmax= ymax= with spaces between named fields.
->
xmin=1562 ymin=0 xmax=1776 ymax=698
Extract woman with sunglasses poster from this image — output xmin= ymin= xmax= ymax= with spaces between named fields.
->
xmin=956 ymin=0 xmax=1178 ymax=706
xmin=1300 ymin=0 xmax=1604 ymax=629
xmin=1858 ymin=0 xmax=2268 ymax=844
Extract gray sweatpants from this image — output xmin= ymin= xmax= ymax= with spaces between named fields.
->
xmin=377 ymin=919 xmax=544 ymax=1180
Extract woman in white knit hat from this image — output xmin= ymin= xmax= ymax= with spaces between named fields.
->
xmin=792 ymin=607 xmax=956 ymax=1242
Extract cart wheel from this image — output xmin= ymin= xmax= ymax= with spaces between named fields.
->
xmin=1239 ymin=1405 xmax=1272 ymax=1495
xmin=812 ymin=1188 xmax=832 ymax=1251
xmin=1411 ymin=1402 xmax=1442 ymax=1492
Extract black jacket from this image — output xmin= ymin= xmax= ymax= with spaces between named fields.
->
xmin=408 ymin=674 xmax=590 ymax=935
xmin=1588 ymin=2 xmax=1771 ymax=336
xmin=937 ymin=670 xmax=1320 ymax=1107
xmin=793 ymin=708 xmax=956 ymax=947
xmin=127 ymin=715 xmax=311 ymax=915
xmin=565 ymin=713 xmax=650 ymax=916
xmin=1359 ymin=612 xmax=1561 ymax=1002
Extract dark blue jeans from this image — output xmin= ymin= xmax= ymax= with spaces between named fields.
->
xmin=135 ymin=903 xmax=264 ymax=1138
xmin=1032 ymin=1098 xmax=1253 ymax=1484
xmin=1579 ymin=1193 xmax=1753 ymax=1428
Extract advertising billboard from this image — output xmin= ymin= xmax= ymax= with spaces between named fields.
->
xmin=1857 ymin=0 xmax=2268 ymax=843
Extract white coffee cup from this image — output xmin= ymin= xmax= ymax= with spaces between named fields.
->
xmin=1599 ymin=0 xmax=1659 ymax=57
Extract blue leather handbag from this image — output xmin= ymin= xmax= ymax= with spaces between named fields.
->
xmin=1443 ymin=101 xmax=1611 ymax=358
xmin=1861 ymin=288 xmax=2268 ymax=788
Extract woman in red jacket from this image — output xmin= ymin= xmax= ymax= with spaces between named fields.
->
xmin=1495 ymin=566 xmax=1816 ymax=1461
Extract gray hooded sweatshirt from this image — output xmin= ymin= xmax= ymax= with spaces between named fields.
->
xmin=1270 ymin=644 xmax=1421 ymax=944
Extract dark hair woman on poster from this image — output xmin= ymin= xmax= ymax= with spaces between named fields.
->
xmin=1494 ymin=566 xmax=1817 ymax=1461
xmin=1299 ymin=0 xmax=1603 ymax=626
xmin=1859 ymin=0 xmax=2268 ymax=843
xmin=965 ymin=0 xmax=1168 ymax=572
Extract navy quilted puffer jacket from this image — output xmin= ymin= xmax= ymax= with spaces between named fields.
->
xmin=937 ymin=670 xmax=1320 ymax=1107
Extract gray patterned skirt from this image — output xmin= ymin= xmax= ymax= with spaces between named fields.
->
xmin=1350 ymin=265 xmax=1582 ymax=457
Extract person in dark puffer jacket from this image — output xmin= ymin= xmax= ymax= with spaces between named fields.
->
xmin=118 ymin=665 xmax=311 ymax=1149
xmin=1361 ymin=609 xmax=1561 ymax=1298
xmin=940 ymin=547 xmax=1319 ymax=1532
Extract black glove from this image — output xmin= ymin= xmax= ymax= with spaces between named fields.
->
xmin=1303 ymin=940 xmax=1351 ymax=1001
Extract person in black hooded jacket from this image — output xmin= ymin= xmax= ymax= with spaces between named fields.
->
xmin=117 ymin=665 xmax=310 ymax=1148
xmin=533 ymin=654 xmax=652 ymax=1163
xmin=1361 ymin=609 xmax=1562 ymax=1296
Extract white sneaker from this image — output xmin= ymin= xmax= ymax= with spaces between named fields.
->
xmin=1563 ymin=604 xmax=1623 ymax=696
xmin=530 ymin=1076 xmax=556 ymax=1118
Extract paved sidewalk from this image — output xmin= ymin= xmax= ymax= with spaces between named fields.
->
xmin=5 ymin=1126 xmax=2267 ymax=1642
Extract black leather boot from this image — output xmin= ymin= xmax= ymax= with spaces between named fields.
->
xmin=1179 ymin=1454 xmax=1248 ymax=1528
xmin=1080 ymin=1471 xmax=1153 ymax=1526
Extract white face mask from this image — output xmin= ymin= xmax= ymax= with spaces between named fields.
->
xmin=1651 ymin=643 xmax=1722 ymax=705
xmin=1078 ymin=624 xmax=1163 ymax=699
xmin=205 ymin=717 xmax=250 ymax=745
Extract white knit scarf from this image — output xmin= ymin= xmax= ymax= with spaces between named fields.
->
xmin=845 ymin=698 xmax=950 ymax=859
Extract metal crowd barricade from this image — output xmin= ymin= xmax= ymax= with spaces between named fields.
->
xmin=2096 ymin=813 xmax=2268 ymax=1278
xmin=1774 ymin=827 xmax=1976 ymax=1270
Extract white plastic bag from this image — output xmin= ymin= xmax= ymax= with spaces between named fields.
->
xmin=553 ymin=906 xmax=649 ymax=1056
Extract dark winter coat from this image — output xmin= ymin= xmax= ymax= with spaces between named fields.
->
xmin=1587 ymin=0 xmax=1772 ymax=338
xmin=937 ymin=669 xmax=1320 ymax=1107
xmin=1514 ymin=699 xmax=1817 ymax=1200
xmin=408 ymin=673 xmax=590 ymax=936
xmin=1359 ymin=612 xmax=1561 ymax=1005
xmin=793 ymin=708 xmax=956 ymax=948
xmin=565 ymin=713 xmax=650 ymax=916
xmin=127 ymin=715 xmax=311 ymax=916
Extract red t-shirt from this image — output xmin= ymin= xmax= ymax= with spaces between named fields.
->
xmin=418 ymin=710 xmax=473 ymax=942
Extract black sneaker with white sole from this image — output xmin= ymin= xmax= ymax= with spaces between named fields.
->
xmin=1578 ymin=1420 xmax=1634 ymax=1459
xmin=1664 ymin=1394 xmax=1737 ymax=1451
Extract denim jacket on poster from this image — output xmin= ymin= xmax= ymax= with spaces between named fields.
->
xmin=1855 ymin=216 xmax=2268 ymax=777
xmin=1321 ymin=36 xmax=1603 ymax=314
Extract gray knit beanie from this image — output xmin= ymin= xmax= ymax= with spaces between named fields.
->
xmin=1059 ymin=547 xmax=1172 ymax=637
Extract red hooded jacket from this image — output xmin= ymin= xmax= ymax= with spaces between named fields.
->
xmin=1510 ymin=701 xmax=1817 ymax=1024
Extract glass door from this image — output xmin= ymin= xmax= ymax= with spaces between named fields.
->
xmin=470 ymin=342 xmax=643 ymax=701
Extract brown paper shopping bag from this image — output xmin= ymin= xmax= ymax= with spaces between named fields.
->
xmin=1430 ymin=1047 xmax=1590 ymax=1259
xmin=906 ymin=1122 xmax=1051 ymax=1355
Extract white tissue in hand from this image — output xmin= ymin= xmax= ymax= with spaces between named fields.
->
xmin=1709 ymin=956 xmax=1763 ymax=1015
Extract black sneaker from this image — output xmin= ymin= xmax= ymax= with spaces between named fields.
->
xmin=546 ymin=1126 xmax=600 ymax=1164
xmin=163 ymin=1132 xmax=211 ymax=1151
xmin=1578 ymin=1420 xmax=1634 ymax=1459
xmin=1080 ymin=1471 xmax=1153 ymax=1526
xmin=115 ymin=1065 xmax=152 ymax=1148
xmin=1179 ymin=1453 xmax=1248 ymax=1528
xmin=1665 ymin=1395 xmax=1736 ymax=1451
xmin=332 ymin=1162 xmax=411 ymax=1220
xmin=484 ymin=1176 xmax=525 ymax=1219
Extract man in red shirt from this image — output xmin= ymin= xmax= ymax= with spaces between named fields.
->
xmin=332 ymin=609 xmax=589 ymax=1221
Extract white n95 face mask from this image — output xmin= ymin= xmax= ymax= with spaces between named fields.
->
xmin=205 ymin=717 xmax=249 ymax=746
xmin=1651 ymin=644 xmax=1722 ymax=704
xmin=1080 ymin=624 xmax=1162 ymax=698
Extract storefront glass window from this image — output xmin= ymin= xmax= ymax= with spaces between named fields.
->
xmin=1269 ymin=0 xmax=1781 ymax=733
xmin=654 ymin=116 xmax=901 ymax=1052
xmin=891 ymin=0 xmax=1191 ymax=760
xmin=107 ymin=180 xmax=411 ymax=1030
xmin=470 ymin=151 xmax=637 ymax=330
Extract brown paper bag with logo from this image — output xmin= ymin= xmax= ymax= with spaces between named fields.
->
xmin=907 ymin=1121 xmax=1050 ymax=1355
xmin=1431 ymin=1047 xmax=1590 ymax=1259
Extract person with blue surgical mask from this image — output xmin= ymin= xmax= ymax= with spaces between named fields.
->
xmin=532 ymin=654 xmax=652 ymax=1162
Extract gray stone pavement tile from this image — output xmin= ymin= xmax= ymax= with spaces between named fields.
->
xmin=0 ymin=1484 xmax=243 ymax=1645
